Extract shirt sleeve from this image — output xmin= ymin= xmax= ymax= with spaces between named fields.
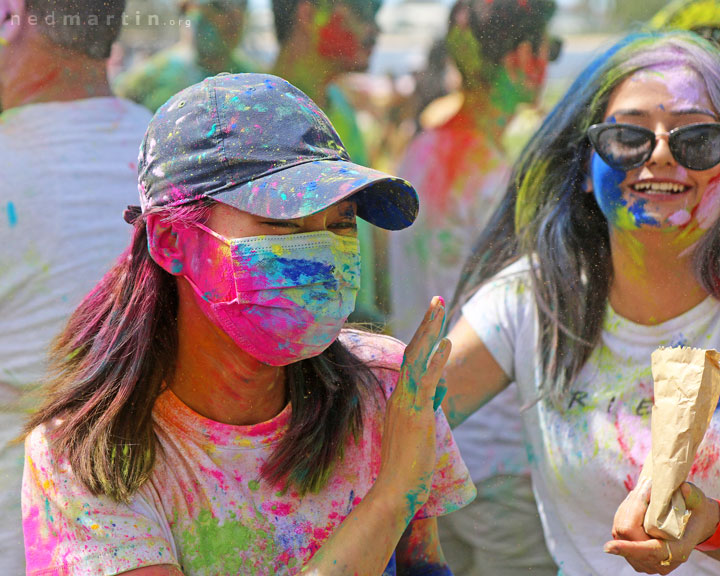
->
xmin=23 ymin=422 xmax=178 ymax=576
xmin=414 ymin=404 xmax=477 ymax=519
xmin=460 ymin=261 xmax=534 ymax=382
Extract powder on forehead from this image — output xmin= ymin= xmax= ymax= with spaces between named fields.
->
xmin=626 ymin=65 xmax=709 ymax=108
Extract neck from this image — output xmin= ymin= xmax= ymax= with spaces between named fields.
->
xmin=608 ymin=229 xmax=709 ymax=325
xmin=0 ymin=36 xmax=111 ymax=111
xmin=272 ymin=43 xmax=335 ymax=107
xmin=170 ymin=282 xmax=287 ymax=426
xmin=455 ymin=88 xmax=512 ymax=143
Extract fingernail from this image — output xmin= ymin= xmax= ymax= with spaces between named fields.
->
xmin=603 ymin=545 xmax=618 ymax=555
xmin=437 ymin=296 xmax=445 ymax=309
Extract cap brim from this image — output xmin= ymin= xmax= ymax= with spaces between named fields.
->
xmin=209 ymin=159 xmax=419 ymax=231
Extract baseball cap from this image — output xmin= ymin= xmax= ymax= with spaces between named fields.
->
xmin=129 ymin=73 xmax=419 ymax=231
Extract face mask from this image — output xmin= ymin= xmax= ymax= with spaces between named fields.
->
xmin=183 ymin=223 xmax=361 ymax=366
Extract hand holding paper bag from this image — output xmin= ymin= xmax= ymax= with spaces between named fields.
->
xmin=639 ymin=347 xmax=720 ymax=540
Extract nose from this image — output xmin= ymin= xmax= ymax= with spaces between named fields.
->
xmin=647 ymin=131 xmax=676 ymax=167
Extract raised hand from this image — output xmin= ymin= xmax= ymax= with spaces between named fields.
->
xmin=375 ymin=296 xmax=451 ymax=524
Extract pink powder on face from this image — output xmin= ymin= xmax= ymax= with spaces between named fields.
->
xmin=668 ymin=209 xmax=692 ymax=226
xmin=696 ymin=175 xmax=720 ymax=229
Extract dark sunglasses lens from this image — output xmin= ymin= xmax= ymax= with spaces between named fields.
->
xmin=596 ymin=126 xmax=653 ymax=171
xmin=671 ymin=124 xmax=720 ymax=171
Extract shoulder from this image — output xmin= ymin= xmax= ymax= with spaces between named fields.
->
xmin=462 ymin=258 xmax=536 ymax=323
xmin=339 ymin=329 xmax=405 ymax=373
xmin=339 ymin=329 xmax=406 ymax=401
xmin=109 ymin=97 xmax=154 ymax=123
xmin=24 ymin=419 xmax=72 ymax=480
xmin=485 ymin=258 xmax=534 ymax=290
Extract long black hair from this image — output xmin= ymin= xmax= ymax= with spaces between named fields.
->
xmin=451 ymin=31 xmax=720 ymax=404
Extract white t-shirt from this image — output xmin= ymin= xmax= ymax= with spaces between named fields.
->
xmin=23 ymin=331 xmax=476 ymax=576
xmin=0 ymin=97 xmax=151 ymax=575
xmin=0 ymin=97 xmax=152 ymax=390
xmin=462 ymin=260 xmax=720 ymax=576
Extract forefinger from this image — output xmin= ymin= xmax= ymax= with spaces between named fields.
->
xmin=604 ymin=538 xmax=674 ymax=573
xmin=404 ymin=296 xmax=446 ymax=373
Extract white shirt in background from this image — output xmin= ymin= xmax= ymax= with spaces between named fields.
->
xmin=0 ymin=97 xmax=151 ymax=575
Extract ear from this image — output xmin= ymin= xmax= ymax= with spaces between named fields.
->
xmin=146 ymin=214 xmax=187 ymax=276
xmin=502 ymin=40 xmax=533 ymax=80
xmin=0 ymin=0 xmax=24 ymax=46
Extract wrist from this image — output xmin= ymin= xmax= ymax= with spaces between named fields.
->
xmin=368 ymin=477 xmax=426 ymax=528
xmin=696 ymin=499 xmax=720 ymax=552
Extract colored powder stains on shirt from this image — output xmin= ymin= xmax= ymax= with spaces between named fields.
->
xmin=6 ymin=201 xmax=17 ymax=227
xmin=22 ymin=330 xmax=475 ymax=576
xmin=179 ymin=509 xmax=278 ymax=575
xmin=463 ymin=260 xmax=720 ymax=575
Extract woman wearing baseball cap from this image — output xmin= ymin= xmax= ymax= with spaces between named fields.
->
xmin=20 ymin=73 xmax=475 ymax=575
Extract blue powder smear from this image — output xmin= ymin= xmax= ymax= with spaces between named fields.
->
xmin=272 ymin=257 xmax=333 ymax=284
xmin=591 ymin=154 xmax=626 ymax=223
xmin=6 ymin=202 xmax=17 ymax=227
xmin=628 ymin=198 xmax=659 ymax=227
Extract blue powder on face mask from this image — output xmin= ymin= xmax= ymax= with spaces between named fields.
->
xmin=273 ymin=257 xmax=334 ymax=284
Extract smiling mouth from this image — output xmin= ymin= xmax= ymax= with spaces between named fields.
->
xmin=631 ymin=181 xmax=689 ymax=195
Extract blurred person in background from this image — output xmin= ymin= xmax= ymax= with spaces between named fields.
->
xmin=272 ymin=0 xmax=388 ymax=325
xmin=114 ymin=0 xmax=253 ymax=112
xmin=651 ymin=0 xmax=720 ymax=42
xmin=388 ymin=1 xmax=559 ymax=575
xmin=0 ymin=0 xmax=152 ymax=572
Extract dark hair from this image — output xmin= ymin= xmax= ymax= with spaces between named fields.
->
xmin=25 ymin=200 xmax=378 ymax=502
xmin=447 ymin=0 xmax=556 ymax=82
xmin=271 ymin=0 xmax=381 ymax=45
xmin=25 ymin=0 xmax=125 ymax=59
xmin=451 ymin=31 xmax=720 ymax=405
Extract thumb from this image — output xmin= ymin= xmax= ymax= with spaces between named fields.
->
xmin=681 ymin=482 xmax=705 ymax=510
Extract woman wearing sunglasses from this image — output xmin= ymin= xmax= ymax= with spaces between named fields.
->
xmin=20 ymin=74 xmax=475 ymax=575
xmin=441 ymin=32 xmax=720 ymax=575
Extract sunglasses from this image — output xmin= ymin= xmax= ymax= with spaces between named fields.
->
xmin=587 ymin=122 xmax=720 ymax=172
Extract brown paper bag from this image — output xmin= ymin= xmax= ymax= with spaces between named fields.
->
xmin=639 ymin=347 xmax=720 ymax=540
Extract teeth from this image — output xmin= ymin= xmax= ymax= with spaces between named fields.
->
xmin=632 ymin=182 xmax=686 ymax=194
